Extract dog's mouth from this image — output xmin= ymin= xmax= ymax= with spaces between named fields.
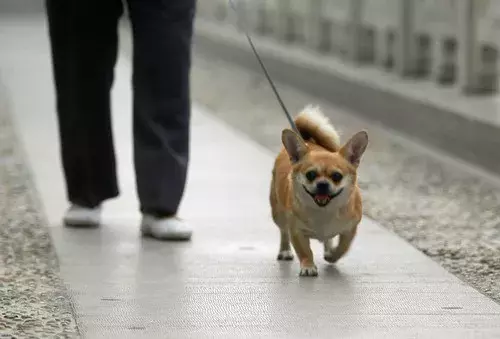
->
xmin=303 ymin=186 xmax=344 ymax=207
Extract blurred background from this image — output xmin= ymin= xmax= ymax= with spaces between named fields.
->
xmin=201 ymin=0 xmax=500 ymax=95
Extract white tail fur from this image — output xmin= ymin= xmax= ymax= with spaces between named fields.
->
xmin=294 ymin=105 xmax=340 ymax=152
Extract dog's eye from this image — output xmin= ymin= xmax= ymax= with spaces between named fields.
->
xmin=305 ymin=170 xmax=317 ymax=181
xmin=331 ymin=171 xmax=343 ymax=183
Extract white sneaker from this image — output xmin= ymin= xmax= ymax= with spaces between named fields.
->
xmin=140 ymin=214 xmax=192 ymax=241
xmin=63 ymin=204 xmax=101 ymax=227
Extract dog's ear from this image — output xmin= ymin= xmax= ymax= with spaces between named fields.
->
xmin=340 ymin=130 xmax=368 ymax=167
xmin=282 ymin=129 xmax=308 ymax=163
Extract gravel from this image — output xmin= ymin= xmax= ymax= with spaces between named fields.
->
xmin=0 ymin=85 xmax=80 ymax=338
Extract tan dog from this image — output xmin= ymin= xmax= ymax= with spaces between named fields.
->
xmin=270 ymin=106 xmax=368 ymax=277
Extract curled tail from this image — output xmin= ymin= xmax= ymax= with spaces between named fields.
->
xmin=294 ymin=105 xmax=340 ymax=152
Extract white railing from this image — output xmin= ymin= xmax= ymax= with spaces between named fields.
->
xmin=198 ymin=0 xmax=500 ymax=95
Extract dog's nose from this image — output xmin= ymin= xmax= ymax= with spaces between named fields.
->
xmin=316 ymin=181 xmax=330 ymax=194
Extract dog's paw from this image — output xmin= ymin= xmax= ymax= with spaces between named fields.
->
xmin=277 ymin=250 xmax=294 ymax=261
xmin=323 ymin=250 xmax=339 ymax=263
xmin=299 ymin=265 xmax=318 ymax=277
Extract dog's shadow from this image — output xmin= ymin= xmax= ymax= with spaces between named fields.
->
xmin=278 ymin=261 xmax=352 ymax=285
xmin=324 ymin=264 xmax=351 ymax=283
xmin=323 ymin=264 xmax=344 ymax=278
xmin=277 ymin=261 xmax=294 ymax=278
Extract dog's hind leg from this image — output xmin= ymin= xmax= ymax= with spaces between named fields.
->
xmin=272 ymin=206 xmax=293 ymax=261
xmin=277 ymin=226 xmax=294 ymax=261
xmin=323 ymin=237 xmax=338 ymax=263
xmin=270 ymin=177 xmax=294 ymax=261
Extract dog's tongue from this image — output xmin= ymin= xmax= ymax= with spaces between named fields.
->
xmin=315 ymin=194 xmax=329 ymax=200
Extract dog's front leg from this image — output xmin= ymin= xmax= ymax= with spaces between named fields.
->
xmin=290 ymin=227 xmax=317 ymax=277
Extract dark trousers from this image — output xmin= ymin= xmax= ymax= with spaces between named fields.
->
xmin=45 ymin=0 xmax=196 ymax=215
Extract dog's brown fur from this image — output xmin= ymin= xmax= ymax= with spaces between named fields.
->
xmin=270 ymin=106 xmax=368 ymax=277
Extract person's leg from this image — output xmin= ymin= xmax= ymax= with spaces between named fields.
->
xmin=45 ymin=0 xmax=123 ymax=225
xmin=126 ymin=0 xmax=196 ymax=239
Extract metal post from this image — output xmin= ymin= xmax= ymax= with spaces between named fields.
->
xmin=215 ymin=0 xmax=229 ymax=22
xmin=396 ymin=0 xmax=415 ymax=76
xmin=458 ymin=0 xmax=498 ymax=94
xmin=275 ymin=0 xmax=290 ymax=42
xmin=347 ymin=0 xmax=363 ymax=62
xmin=458 ymin=0 xmax=497 ymax=94
xmin=305 ymin=0 xmax=324 ymax=51
xmin=457 ymin=0 xmax=481 ymax=93
xmin=243 ymin=0 xmax=260 ymax=34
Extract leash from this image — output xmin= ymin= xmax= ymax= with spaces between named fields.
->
xmin=227 ymin=0 xmax=299 ymax=134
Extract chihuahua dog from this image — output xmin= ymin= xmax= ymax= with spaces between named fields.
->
xmin=270 ymin=106 xmax=368 ymax=277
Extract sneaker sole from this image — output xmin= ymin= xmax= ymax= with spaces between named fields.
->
xmin=63 ymin=219 xmax=100 ymax=228
xmin=141 ymin=230 xmax=192 ymax=241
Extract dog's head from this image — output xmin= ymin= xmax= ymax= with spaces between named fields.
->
xmin=282 ymin=129 xmax=368 ymax=208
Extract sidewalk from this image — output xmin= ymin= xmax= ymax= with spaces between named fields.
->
xmin=1 ymin=14 xmax=500 ymax=339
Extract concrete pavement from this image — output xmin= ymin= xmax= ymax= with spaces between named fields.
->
xmin=1 ymin=13 xmax=500 ymax=339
